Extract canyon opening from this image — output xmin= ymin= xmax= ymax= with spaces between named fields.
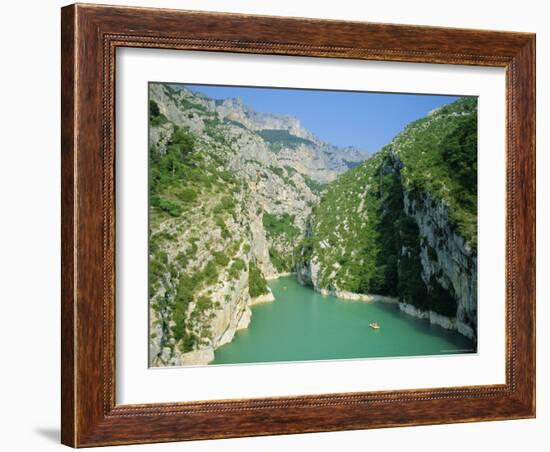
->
xmin=148 ymin=83 xmax=477 ymax=367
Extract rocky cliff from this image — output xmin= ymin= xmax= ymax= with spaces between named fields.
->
xmin=148 ymin=85 xmax=478 ymax=367
xmin=176 ymin=85 xmax=368 ymax=183
xmin=297 ymin=98 xmax=478 ymax=341
xmin=148 ymin=83 xmax=365 ymax=366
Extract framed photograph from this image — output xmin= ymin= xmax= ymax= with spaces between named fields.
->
xmin=61 ymin=3 xmax=535 ymax=447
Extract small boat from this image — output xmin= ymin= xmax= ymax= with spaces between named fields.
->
xmin=369 ymin=322 xmax=381 ymax=330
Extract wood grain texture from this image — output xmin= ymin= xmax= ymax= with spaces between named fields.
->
xmin=60 ymin=4 xmax=76 ymax=447
xmin=60 ymin=3 xmax=536 ymax=447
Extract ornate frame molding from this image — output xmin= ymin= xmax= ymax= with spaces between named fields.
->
xmin=61 ymin=4 xmax=535 ymax=447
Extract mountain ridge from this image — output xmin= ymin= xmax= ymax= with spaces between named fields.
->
xmin=148 ymin=82 xmax=330 ymax=366
xmin=148 ymin=85 xmax=477 ymax=367
xmin=296 ymin=97 xmax=478 ymax=340
xmin=166 ymin=84 xmax=369 ymax=181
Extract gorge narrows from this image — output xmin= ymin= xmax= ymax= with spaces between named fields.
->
xmin=148 ymin=83 xmax=477 ymax=366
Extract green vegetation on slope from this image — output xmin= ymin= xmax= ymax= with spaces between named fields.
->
xmin=302 ymin=174 xmax=325 ymax=194
xmin=393 ymin=97 xmax=478 ymax=245
xmin=149 ymin=100 xmax=168 ymax=127
xmin=262 ymin=212 xmax=300 ymax=239
xmin=148 ymin=91 xmax=247 ymax=355
xmin=258 ymin=129 xmax=315 ymax=151
xmin=249 ymin=261 xmax=269 ymax=297
xmin=301 ymin=97 xmax=477 ymax=317
xmin=262 ymin=212 xmax=301 ymax=272
xmin=149 ymin=82 xmax=477 ymax=361
xmin=301 ymin=151 xmax=388 ymax=293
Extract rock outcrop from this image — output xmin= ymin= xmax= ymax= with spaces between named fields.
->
xmin=402 ymin=188 xmax=477 ymax=339
xmin=148 ymin=83 xmax=365 ymax=366
xmin=148 ymin=86 xmax=478 ymax=367
xmin=176 ymin=86 xmax=369 ymax=183
xmin=297 ymin=98 xmax=478 ymax=341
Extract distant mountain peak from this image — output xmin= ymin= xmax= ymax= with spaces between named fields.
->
xmin=152 ymin=82 xmax=369 ymax=183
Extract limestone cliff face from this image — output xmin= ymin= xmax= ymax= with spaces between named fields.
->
xmin=402 ymin=188 xmax=477 ymax=339
xmin=213 ymin=96 xmax=320 ymax=144
xmin=148 ymin=183 xmax=257 ymax=366
xmin=148 ymin=85 xmax=477 ymax=365
xmin=174 ymin=87 xmax=369 ymax=183
xmin=377 ymin=150 xmax=477 ymax=339
xmin=297 ymin=151 xmax=477 ymax=340
xmin=148 ymin=83 xmax=357 ymax=366
xmin=297 ymin=98 xmax=478 ymax=341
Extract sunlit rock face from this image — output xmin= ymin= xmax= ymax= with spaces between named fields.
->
xmin=297 ymin=98 xmax=478 ymax=341
xmin=148 ymin=83 xmax=368 ymax=366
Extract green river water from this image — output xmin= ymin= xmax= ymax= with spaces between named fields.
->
xmin=212 ymin=276 xmax=475 ymax=365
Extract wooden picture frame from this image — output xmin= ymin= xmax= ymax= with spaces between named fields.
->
xmin=61 ymin=3 xmax=536 ymax=447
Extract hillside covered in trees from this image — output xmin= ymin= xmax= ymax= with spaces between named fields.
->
xmin=148 ymin=84 xmax=478 ymax=367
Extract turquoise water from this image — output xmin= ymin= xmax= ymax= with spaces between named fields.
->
xmin=212 ymin=276 xmax=475 ymax=365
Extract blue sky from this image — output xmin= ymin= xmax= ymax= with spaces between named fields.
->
xmin=182 ymin=84 xmax=460 ymax=153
